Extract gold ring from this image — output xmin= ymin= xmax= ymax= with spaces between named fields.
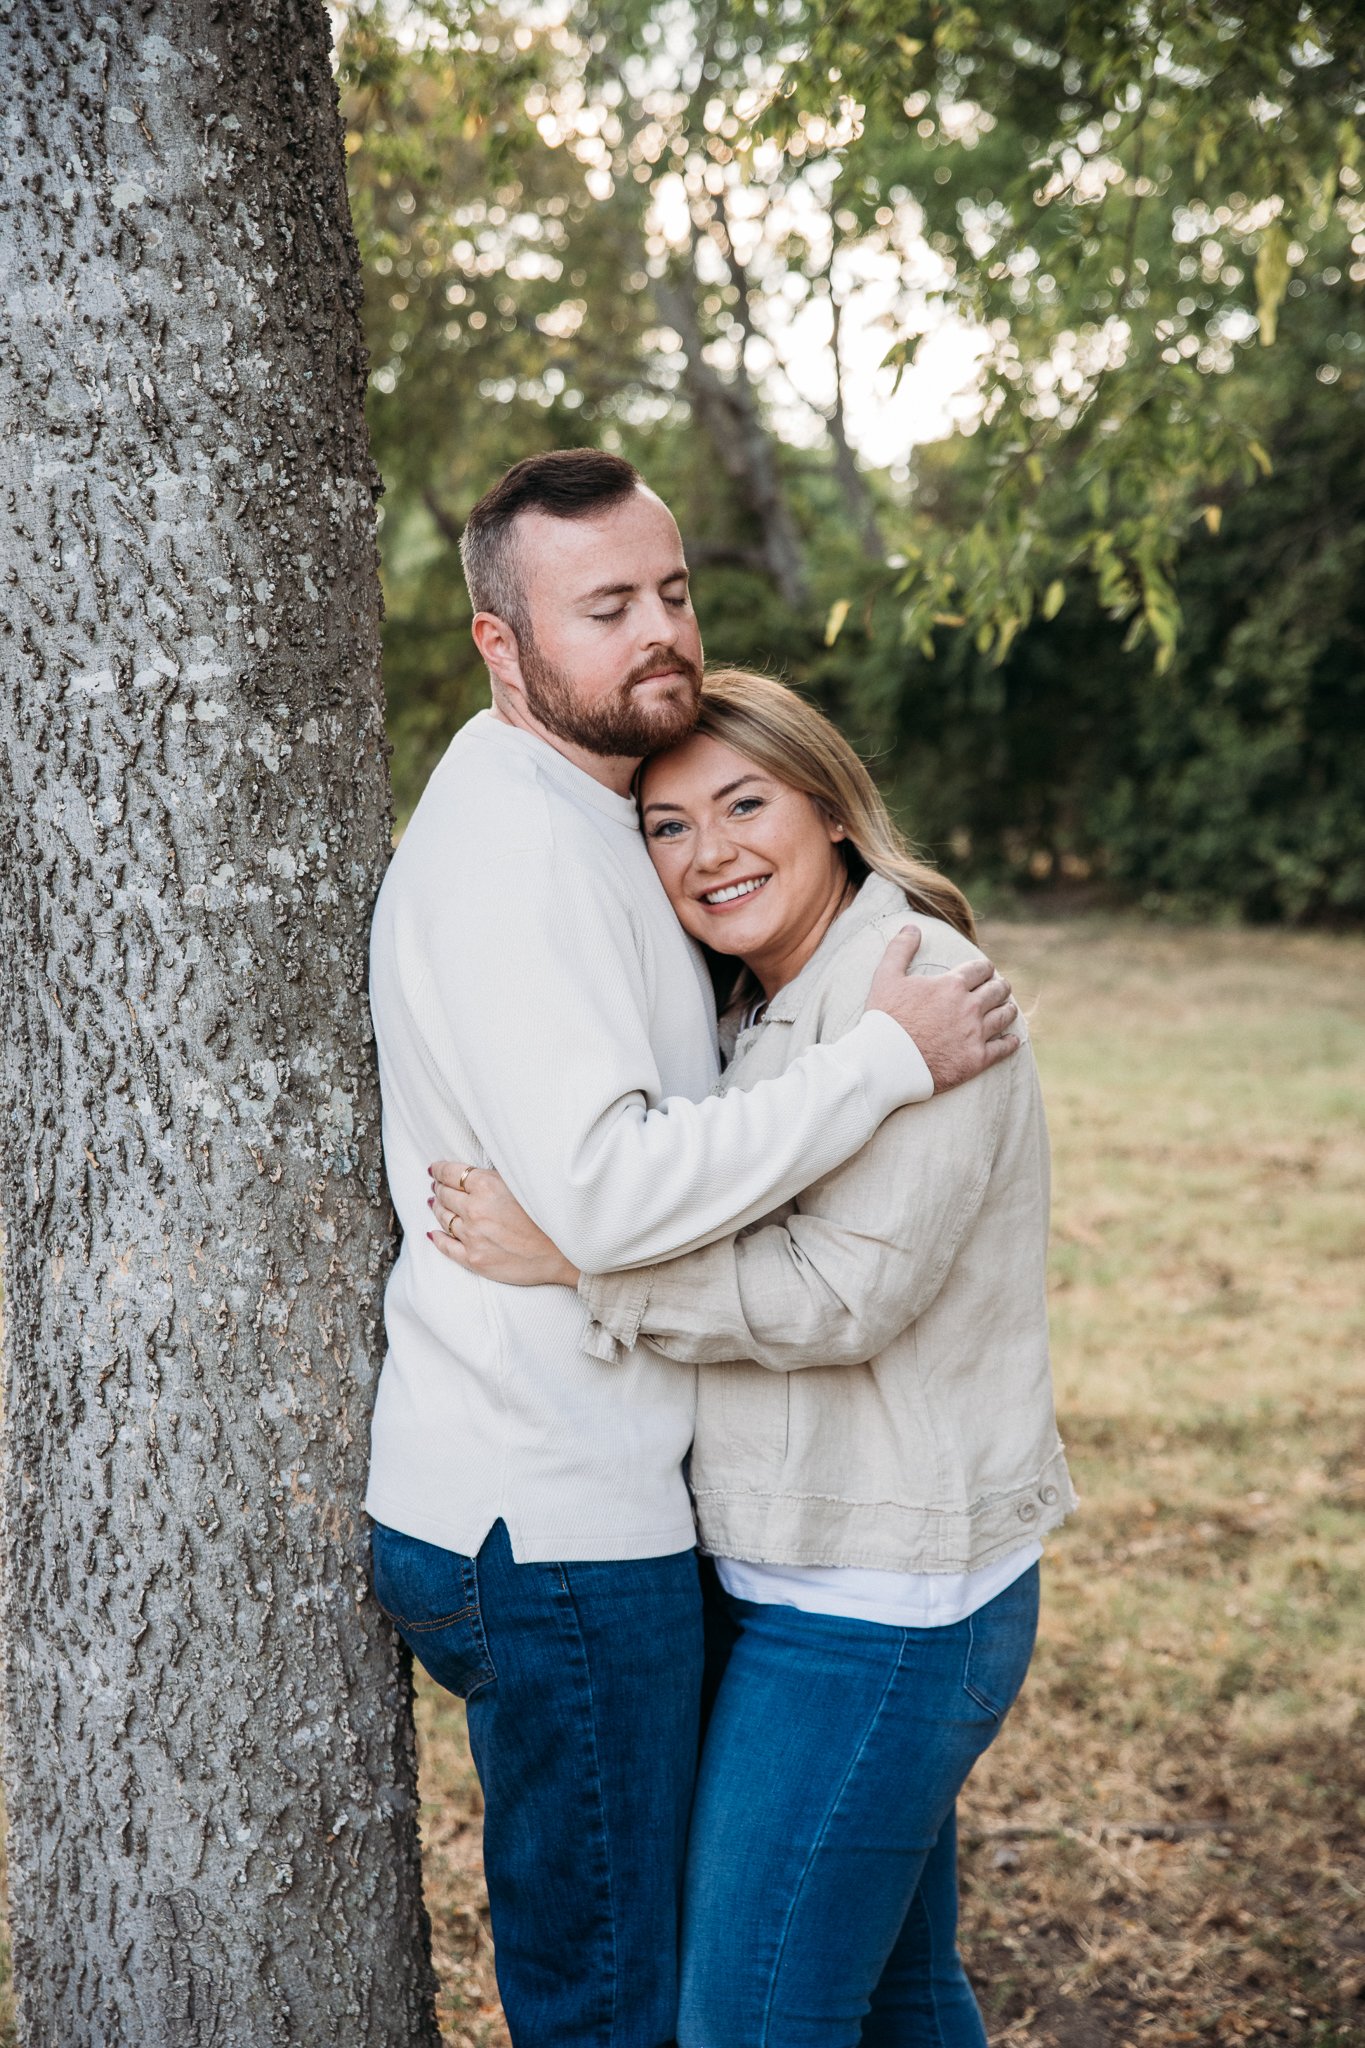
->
xmin=457 ymin=1166 xmax=473 ymax=1194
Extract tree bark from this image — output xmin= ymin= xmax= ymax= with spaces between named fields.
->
xmin=0 ymin=4 xmax=438 ymax=2042
xmin=656 ymin=246 xmax=809 ymax=610
xmin=826 ymin=282 xmax=885 ymax=561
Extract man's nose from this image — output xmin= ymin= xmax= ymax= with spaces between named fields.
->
xmin=637 ymin=592 xmax=681 ymax=647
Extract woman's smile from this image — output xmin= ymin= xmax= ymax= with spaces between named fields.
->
xmin=697 ymin=873 xmax=772 ymax=910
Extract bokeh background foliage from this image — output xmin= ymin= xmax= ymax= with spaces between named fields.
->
xmin=337 ymin=0 xmax=1364 ymax=924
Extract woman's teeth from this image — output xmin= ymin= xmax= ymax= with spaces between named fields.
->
xmin=703 ymin=876 xmax=770 ymax=906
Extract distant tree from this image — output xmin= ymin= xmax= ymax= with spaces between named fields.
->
xmin=772 ymin=0 xmax=1364 ymax=665
xmin=338 ymin=0 xmax=1363 ymax=918
xmin=857 ymin=257 xmax=1365 ymax=922
xmin=0 ymin=4 xmax=438 ymax=2038
xmin=337 ymin=0 xmax=898 ymax=811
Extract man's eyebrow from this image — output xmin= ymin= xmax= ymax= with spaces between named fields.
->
xmin=576 ymin=566 xmax=690 ymax=606
xmin=644 ymin=774 xmax=763 ymax=815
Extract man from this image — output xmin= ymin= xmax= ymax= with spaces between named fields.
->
xmin=365 ymin=450 xmax=1018 ymax=2046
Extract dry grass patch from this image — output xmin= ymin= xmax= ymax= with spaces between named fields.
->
xmin=413 ymin=919 xmax=1365 ymax=2046
xmin=0 ymin=920 xmax=1359 ymax=2044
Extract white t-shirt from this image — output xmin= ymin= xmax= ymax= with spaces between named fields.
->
xmin=714 ymin=1543 xmax=1043 ymax=1629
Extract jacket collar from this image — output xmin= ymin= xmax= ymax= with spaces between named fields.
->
xmin=757 ymin=872 xmax=910 ymax=1025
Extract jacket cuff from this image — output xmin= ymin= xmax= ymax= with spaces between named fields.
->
xmin=578 ymin=1268 xmax=654 ymax=1364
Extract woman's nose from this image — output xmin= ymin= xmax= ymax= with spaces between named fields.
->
xmin=692 ymin=824 xmax=736 ymax=873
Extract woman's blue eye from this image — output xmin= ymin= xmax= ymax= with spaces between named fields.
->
xmin=732 ymin=796 xmax=763 ymax=816
xmin=648 ymin=820 xmax=686 ymax=839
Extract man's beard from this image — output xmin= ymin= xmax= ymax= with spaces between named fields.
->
xmin=519 ymin=637 xmax=703 ymax=758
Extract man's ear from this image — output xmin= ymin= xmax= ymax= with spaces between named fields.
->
xmin=472 ymin=611 xmax=523 ymax=690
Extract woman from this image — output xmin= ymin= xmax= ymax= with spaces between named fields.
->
xmin=429 ymin=669 xmax=1076 ymax=2046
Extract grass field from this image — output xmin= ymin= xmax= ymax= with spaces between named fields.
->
xmin=2 ymin=919 xmax=1363 ymax=2043
xmin=413 ymin=919 xmax=1365 ymax=2047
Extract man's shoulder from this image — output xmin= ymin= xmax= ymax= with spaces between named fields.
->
xmin=391 ymin=725 xmax=618 ymax=886
xmin=375 ymin=748 xmax=645 ymax=961
xmin=407 ymin=718 xmax=552 ymax=838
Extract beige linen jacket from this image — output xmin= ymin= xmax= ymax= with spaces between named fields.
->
xmin=578 ymin=873 xmax=1077 ymax=1572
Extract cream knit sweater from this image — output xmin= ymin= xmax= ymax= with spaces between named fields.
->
xmin=364 ymin=713 xmax=933 ymax=1562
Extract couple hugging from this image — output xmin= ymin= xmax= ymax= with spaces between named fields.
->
xmin=364 ymin=448 xmax=1076 ymax=2047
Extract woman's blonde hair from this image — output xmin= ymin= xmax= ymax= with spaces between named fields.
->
xmin=683 ymin=667 xmax=975 ymax=941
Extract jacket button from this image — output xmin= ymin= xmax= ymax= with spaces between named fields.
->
xmin=1017 ymin=1501 xmax=1038 ymax=1521
xmin=1040 ymin=1485 xmax=1059 ymax=1505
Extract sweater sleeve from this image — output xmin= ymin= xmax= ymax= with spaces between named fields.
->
xmin=400 ymin=848 xmax=933 ymax=1274
xmin=577 ymin=1037 xmax=1022 ymax=1369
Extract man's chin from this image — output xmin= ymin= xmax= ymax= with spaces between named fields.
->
xmin=520 ymin=654 xmax=701 ymax=758
xmin=634 ymin=686 xmax=701 ymax=751
xmin=574 ymin=680 xmax=699 ymax=758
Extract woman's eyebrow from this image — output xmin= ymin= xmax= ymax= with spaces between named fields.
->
xmin=643 ymin=774 xmax=763 ymax=815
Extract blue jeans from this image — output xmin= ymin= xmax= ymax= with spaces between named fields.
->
xmin=678 ymin=1564 xmax=1040 ymax=2048
xmin=370 ymin=1517 xmax=704 ymax=2048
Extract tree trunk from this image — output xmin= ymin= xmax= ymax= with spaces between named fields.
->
xmin=0 ymin=4 xmax=439 ymax=2042
xmin=827 ymin=284 xmax=885 ymax=561
xmin=656 ymin=257 xmax=809 ymax=610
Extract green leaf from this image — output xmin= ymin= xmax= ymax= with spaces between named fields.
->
xmin=824 ymin=597 xmax=852 ymax=647
xmin=1042 ymin=579 xmax=1066 ymax=620
xmin=1194 ymin=123 xmax=1220 ymax=185
xmin=1254 ymin=222 xmax=1291 ymax=348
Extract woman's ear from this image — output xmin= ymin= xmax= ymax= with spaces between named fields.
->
xmin=812 ymin=798 xmax=847 ymax=843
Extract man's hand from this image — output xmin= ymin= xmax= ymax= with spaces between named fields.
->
xmin=865 ymin=925 xmax=1020 ymax=1093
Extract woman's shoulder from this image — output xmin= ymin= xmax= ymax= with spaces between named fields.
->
xmin=853 ymin=897 xmax=988 ymax=979
xmin=776 ymin=885 xmax=977 ymax=1043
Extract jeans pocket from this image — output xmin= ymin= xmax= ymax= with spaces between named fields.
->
xmin=370 ymin=1521 xmax=497 ymax=1700
xmin=961 ymin=1564 xmax=1040 ymax=1721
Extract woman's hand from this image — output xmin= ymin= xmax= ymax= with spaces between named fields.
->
xmin=428 ymin=1161 xmax=580 ymax=1288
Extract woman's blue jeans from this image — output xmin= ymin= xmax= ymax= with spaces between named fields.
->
xmin=678 ymin=1564 xmax=1040 ymax=2048
xmin=371 ymin=1516 xmax=703 ymax=2048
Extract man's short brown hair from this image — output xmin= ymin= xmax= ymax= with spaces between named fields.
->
xmin=460 ymin=449 xmax=644 ymax=642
